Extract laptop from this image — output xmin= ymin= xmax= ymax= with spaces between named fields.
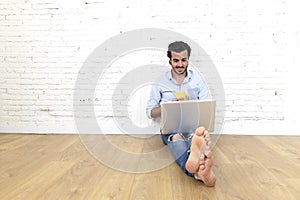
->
xmin=160 ymin=99 xmax=216 ymax=134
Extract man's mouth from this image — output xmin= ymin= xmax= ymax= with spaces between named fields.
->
xmin=176 ymin=66 xmax=184 ymax=69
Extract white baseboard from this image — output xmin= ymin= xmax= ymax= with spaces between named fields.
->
xmin=1 ymin=120 xmax=300 ymax=135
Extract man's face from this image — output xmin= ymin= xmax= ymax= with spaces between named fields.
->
xmin=170 ymin=50 xmax=189 ymax=76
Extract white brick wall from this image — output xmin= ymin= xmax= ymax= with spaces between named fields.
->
xmin=0 ymin=0 xmax=299 ymax=135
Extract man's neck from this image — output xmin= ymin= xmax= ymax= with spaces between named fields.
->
xmin=171 ymin=70 xmax=187 ymax=85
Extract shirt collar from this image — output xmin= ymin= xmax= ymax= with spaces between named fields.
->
xmin=167 ymin=69 xmax=193 ymax=83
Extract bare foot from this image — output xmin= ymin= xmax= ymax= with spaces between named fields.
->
xmin=185 ymin=127 xmax=207 ymax=173
xmin=194 ymin=151 xmax=216 ymax=187
xmin=202 ymin=128 xmax=212 ymax=149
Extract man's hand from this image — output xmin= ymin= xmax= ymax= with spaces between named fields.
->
xmin=150 ymin=106 xmax=161 ymax=118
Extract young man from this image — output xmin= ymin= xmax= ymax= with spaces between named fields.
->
xmin=146 ymin=41 xmax=216 ymax=186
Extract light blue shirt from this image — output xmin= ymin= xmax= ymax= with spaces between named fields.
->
xmin=146 ymin=69 xmax=209 ymax=119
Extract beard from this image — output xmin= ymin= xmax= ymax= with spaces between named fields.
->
xmin=172 ymin=66 xmax=188 ymax=75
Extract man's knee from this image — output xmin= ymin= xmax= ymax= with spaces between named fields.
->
xmin=170 ymin=133 xmax=184 ymax=141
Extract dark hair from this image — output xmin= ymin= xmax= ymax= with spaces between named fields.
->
xmin=167 ymin=41 xmax=191 ymax=59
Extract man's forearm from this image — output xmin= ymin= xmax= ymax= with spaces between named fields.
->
xmin=151 ymin=106 xmax=161 ymax=118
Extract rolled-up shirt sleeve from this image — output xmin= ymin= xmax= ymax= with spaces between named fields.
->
xmin=146 ymin=84 xmax=161 ymax=119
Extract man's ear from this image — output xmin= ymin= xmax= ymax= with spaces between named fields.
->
xmin=169 ymin=60 xmax=171 ymax=65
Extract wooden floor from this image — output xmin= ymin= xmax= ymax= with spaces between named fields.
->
xmin=0 ymin=133 xmax=299 ymax=200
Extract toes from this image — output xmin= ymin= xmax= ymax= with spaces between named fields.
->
xmin=198 ymin=153 xmax=213 ymax=174
xmin=203 ymin=130 xmax=208 ymax=138
xmin=202 ymin=158 xmax=214 ymax=174
xmin=204 ymin=139 xmax=211 ymax=149
xmin=206 ymin=157 xmax=214 ymax=168
xmin=200 ymin=153 xmax=205 ymax=159
xmin=204 ymin=135 xmax=210 ymax=142
xmin=206 ymin=140 xmax=211 ymax=147
xmin=199 ymin=164 xmax=205 ymax=170
xmin=195 ymin=127 xmax=205 ymax=136
xmin=204 ymin=151 xmax=212 ymax=159
xmin=199 ymin=157 xmax=205 ymax=165
xmin=194 ymin=147 xmax=216 ymax=187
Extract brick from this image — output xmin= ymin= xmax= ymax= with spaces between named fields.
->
xmin=2 ymin=105 xmax=22 ymax=111
xmin=0 ymin=20 xmax=23 ymax=25
xmin=8 ymin=111 xmax=35 ymax=116
xmin=0 ymin=9 xmax=21 ymax=15
xmin=0 ymin=0 xmax=291 ymax=133
xmin=4 ymin=56 xmax=32 ymax=63
xmin=5 ymin=14 xmax=33 ymax=20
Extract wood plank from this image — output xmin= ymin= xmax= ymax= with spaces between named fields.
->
xmin=0 ymin=134 xmax=299 ymax=200
xmin=129 ymin=168 xmax=173 ymax=200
